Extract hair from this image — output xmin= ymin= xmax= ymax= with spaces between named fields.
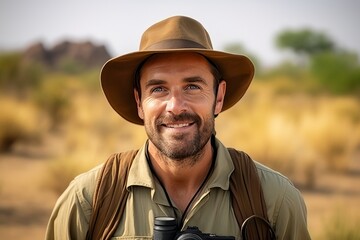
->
xmin=207 ymin=57 xmax=223 ymax=97
xmin=133 ymin=54 xmax=223 ymax=99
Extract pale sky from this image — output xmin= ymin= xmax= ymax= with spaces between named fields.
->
xmin=1 ymin=0 xmax=359 ymax=66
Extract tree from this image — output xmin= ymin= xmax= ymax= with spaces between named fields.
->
xmin=276 ymin=29 xmax=335 ymax=65
xmin=274 ymin=28 xmax=360 ymax=95
xmin=310 ymin=50 xmax=360 ymax=94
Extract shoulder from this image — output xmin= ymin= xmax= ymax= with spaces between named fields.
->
xmin=69 ymin=164 xmax=104 ymax=206
xmin=228 ymin=148 xmax=296 ymax=193
xmin=252 ymin=161 xmax=310 ymax=238
xmin=254 ymin=160 xmax=300 ymax=200
xmin=46 ymin=163 xmax=105 ymax=234
xmin=254 ymin=160 xmax=294 ymax=189
xmin=253 ymin=161 xmax=306 ymax=223
xmin=70 ymin=150 xmax=139 ymax=203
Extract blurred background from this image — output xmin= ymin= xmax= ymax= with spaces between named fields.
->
xmin=0 ymin=1 xmax=359 ymax=239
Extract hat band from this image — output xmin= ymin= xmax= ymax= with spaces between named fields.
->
xmin=144 ymin=39 xmax=209 ymax=50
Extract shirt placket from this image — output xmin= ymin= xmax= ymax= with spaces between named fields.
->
xmin=180 ymin=189 xmax=211 ymax=230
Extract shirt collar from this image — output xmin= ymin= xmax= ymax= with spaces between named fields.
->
xmin=126 ymin=137 xmax=235 ymax=191
xmin=126 ymin=141 xmax=169 ymax=206
xmin=126 ymin=142 xmax=155 ymax=189
xmin=206 ymin=138 xmax=235 ymax=190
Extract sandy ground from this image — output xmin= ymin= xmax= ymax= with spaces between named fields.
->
xmin=0 ymin=156 xmax=57 ymax=239
xmin=0 ymin=143 xmax=359 ymax=240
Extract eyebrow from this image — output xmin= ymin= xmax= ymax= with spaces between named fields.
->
xmin=184 ymin=76 xmax=208 ymax=85
xmin=144 ymin=79 xmax=166 ymax=90
xmin=144 ymin=76 xmax=208 ymax=90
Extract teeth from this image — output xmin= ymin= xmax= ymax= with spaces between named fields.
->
xmin=167 ymin=123 xmax=190 ymax=128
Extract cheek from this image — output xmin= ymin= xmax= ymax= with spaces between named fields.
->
xmin=141 ymin=98 xmax=163 ymax=120
xmin=198 ymin=94 xmax=217 ymax=113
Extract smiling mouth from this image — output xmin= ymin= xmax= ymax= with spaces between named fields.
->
xmin=158 ymin=113 xmax=199 ymax=129
xmin=163 ymin=122 xmax=194 ymax=128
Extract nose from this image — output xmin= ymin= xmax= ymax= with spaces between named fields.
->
xmin=165 ymin=91 xmax=187 ymax=115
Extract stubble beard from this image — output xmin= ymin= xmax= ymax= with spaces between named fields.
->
xmin=145 ymin=112 xmax=214 ymax=166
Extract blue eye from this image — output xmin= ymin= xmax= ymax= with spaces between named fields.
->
xmin=152 ymin=87 xmax=164 ymax=93
xmin=186 ymin=85 xmax=200 ymax=90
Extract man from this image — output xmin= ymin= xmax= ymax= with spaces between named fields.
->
xmin=46 ymin=16 xmax=311 ymax=239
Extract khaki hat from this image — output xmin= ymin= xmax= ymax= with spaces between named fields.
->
xmin=101 ymin=16 xmax=254 ymax=125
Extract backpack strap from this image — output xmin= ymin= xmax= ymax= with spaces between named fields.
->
xmin=86 ymin=150 xmax=138 ymax=240
xmin=228 ymin=148 xmax=274 ymax=239
xmin=86 ymin=148 xmax=274 ymax=239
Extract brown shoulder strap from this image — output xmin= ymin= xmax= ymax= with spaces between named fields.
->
xmin=87 ymin=148 xmax=273 ymax=240
xmin=86 ymin=150 xmax=138 ymax=240
xmin=228 ymin=148 xmax=274 ymax=239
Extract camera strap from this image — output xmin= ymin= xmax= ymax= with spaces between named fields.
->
xmin=145 ymin=138 xmax=217 ymax=229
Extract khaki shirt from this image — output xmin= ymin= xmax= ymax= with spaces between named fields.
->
xmin=46 ymin=139 xmax=311 ymax=239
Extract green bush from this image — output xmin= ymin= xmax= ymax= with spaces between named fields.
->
xmin=0 ymin=52 xmax=21 ymax=86
xmin=58 ymin=57 xmax=86 ymax=74
xmin=310 ymin=51 xmax=360 ymax=95
xmin=262 ymin=60 xmax=307 ymax=81
xmin=0 ymin=52 xmax=44 ymax=93
xmin=33 ymin=75 xmax=72 ymax=129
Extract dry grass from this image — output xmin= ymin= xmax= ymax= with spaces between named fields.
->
xmin=41 ymin=91 xmax=147 ymax=194
xmin=217 ymin=80 xmax=360 ymax=187
xmin=1 ymin=77 xmax=360 ymax=239
xmin=321 ymin=207 xmax=360 ymax=240
xmin=0 ymin=97 xmax=45 ymax=151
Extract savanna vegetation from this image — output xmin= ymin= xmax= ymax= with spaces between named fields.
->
xmin=0 ymin=28 xmax=360 ymax=239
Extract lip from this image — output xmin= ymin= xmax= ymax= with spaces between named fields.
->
xmin=160 ymin=121 xmax=195 ymax=133
xmin=163 ymin=122 xmax=193 ymax=128
xmin=157 ymin=113 xmax=199 ymax=133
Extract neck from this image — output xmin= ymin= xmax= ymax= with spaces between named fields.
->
xmin=147 ymin=138 xmax=214 ymax=212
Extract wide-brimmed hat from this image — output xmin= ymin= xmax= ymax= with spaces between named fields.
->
xmin=101 ymin=15 xmax=254 ymax=125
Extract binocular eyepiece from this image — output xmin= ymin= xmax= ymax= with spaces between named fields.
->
xmin=153 ymin=217 xmax=235 ymax=240
xmin=154 ymin=217 xmax=178 ymax=240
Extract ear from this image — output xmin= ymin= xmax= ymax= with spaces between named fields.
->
xmin=134 ymin=89 xmax=144 ymax=120
xmin=214 ymin=80 xmax=226 ymax=115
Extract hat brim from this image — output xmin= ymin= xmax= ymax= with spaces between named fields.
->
xmin=101 ymin=49 xmax=254 ymax=125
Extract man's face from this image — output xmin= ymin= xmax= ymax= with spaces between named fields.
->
xmin=134 ymin=52 xmax=226 ymax=160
